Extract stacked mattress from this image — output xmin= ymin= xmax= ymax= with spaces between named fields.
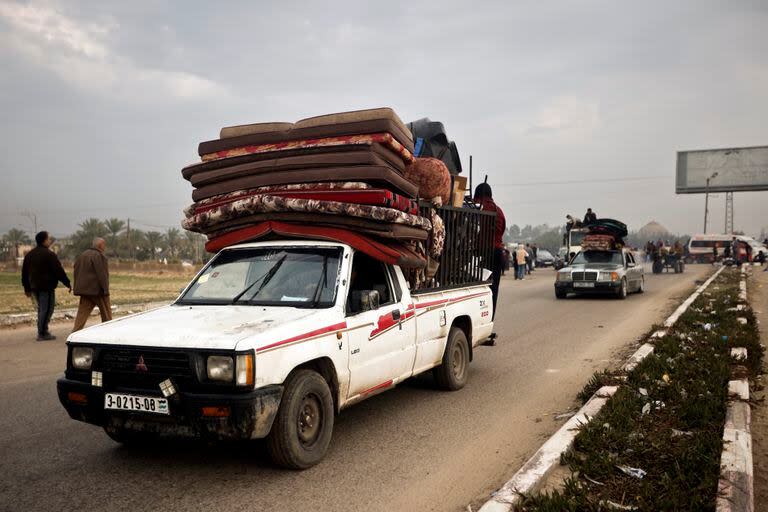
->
xmin=181 ymin=108 xmax=443 ymax=268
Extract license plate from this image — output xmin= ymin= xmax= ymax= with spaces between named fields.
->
xmin=574 ymin=282 xmax=595 ymax=288
xmin=104 ymin=393 xmax=169 ymax=415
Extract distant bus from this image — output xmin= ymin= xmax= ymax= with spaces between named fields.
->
xmin=687 ymin=234 xmax=765 ymax=263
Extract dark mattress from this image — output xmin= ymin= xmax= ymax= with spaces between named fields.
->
xmin=188 ymin=149 xmax=404 ymax=188
xmin=191 ymin=165 xmax=419 ymax=202
xmin=182 ymin=142 xmax=405 ymax=181
xmin=205 ymin=212 xmax=428 ymax=240
xmin=198 ymin=118 xmax=414 ymax=156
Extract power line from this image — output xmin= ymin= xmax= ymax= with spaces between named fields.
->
xmin=493 ymin=175 xmax=670 ymax=187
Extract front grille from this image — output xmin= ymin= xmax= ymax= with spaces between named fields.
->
xmin=97 ymin=348 xmax=196 ymax=391
xmin=572 ymin=271 xmax=598 ymax=281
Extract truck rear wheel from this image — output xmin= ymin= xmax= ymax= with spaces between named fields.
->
xmin=267 ymin=370 xmax=334 ymax=469
xmin=433 ymin=327 xmax=469 ymax=391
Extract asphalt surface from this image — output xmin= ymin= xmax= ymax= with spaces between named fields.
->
xmin=0 ymin=263 xmax=712 ymax=512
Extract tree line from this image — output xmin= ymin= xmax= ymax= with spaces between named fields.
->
xmin=1 ymin=218 xmax=208 ymax=263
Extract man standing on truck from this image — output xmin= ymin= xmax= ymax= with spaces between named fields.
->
xmin=474 ymin=183 xmax=506 ymax=319
xmin=583 ymin=208 xmax=597 ymax=224
xmin=72 ymin=237 xmax=112 ymax=332
xmin=21 ymin=231 xmax=72 ymax=341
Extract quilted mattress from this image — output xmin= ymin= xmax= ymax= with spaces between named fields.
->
xmin=191 ymin=165 xmax=419 ymax=202
xmin=183 ymin=194 xmax=431 ymax=233
xmin=205 ymin=221 xmax=426 ymax=269
xmin=189 ymin=188 xmax=417 ymax=216
xmin=187 ymin=149 xmax=405 ymax=188
xmin=182 ymin=142 xmax=406 ymax=181
xmin=205 ymin=107 xmax=413 ymax=155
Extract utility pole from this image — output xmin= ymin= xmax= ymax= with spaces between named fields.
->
xmin=126 ymin=218 xmax=132 ymax=260
xmin=21 ymin=211 xmax=38 ymax=234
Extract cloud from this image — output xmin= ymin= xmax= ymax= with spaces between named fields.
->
xmin=0 ymin=1 xmax=226 ymax=102
xmin=528 ymin=96 xmax=601 ymax=136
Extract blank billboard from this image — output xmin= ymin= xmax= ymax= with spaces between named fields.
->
xmin=676 ymin=145 xmax=768 ymax=194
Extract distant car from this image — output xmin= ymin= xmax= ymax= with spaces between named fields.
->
xmin=553 ymin=247 xmax=572 ymax=270
xmin=535 ymin=249 xmax=555 ymax=268
xmin=554 ymin=248 xmax=644 ymax=300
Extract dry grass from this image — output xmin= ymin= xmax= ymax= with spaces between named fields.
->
xmin=0 ymin=271 xmax=196 ymax=314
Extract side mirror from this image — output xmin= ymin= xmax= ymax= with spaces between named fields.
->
xmin=350 ymin=290 xmax=380 ymax=313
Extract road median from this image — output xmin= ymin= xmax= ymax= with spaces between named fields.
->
xmin=479 ymin=265 xmax=763 ymax=511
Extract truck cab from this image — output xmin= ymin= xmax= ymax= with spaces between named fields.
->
xmin=57 ymin=240 xmax=493 ymax=468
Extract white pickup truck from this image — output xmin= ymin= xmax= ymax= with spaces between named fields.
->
xmin=57 ymin=240 xmax=494 ymax=468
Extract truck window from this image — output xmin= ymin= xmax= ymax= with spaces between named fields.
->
xmin=347 ymin=253 xmax=392 ymax=314
xmin=178 ymin=247 xmax=342 ymax=307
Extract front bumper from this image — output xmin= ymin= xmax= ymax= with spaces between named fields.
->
xmin=555 ymin=281 xmax=621 ymax=294
xmin=57 ymin=377 xmax=282 ymax=440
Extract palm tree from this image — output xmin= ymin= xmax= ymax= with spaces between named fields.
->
xmin=69 ymin=218 xmax=108 ymax=255
xmin=104 ymin=218 xmax=125 ymax=257
xmin=3 ymin=228 xmax=31 ymax=260
xmin=144 ymin=231 xmax=164 ymax=260
xmin=165 ymin=228 xmax=181 ymax=258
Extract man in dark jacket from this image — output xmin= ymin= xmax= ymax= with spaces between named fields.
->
xmin=21 ymin=231 xmax=71 ymax=341
xmin=583 ymin=208 xmax=597 ymax=224
xmin=72 ymin=238 xmax=112 ymax=332
xmin=474 ymin=183 xmax=506 ymax=320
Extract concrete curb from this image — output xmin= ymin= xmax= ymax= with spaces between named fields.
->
xmin=716 ymin=267 xmax=754 ymax=512
xmin=477 ymin=266 xmax=726 ymax=511
xmin=0 ymin=301 xmax=169 ymax=327
xmin=478 ymin=386 xmax=618 ymax=512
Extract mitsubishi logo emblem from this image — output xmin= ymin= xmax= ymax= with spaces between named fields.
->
xmin=135 ymin=355 xmax=148 ymax=372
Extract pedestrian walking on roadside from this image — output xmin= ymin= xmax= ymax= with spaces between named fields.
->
xmin=515 ymin=244 xmax=527 ymax=280
xmin=72 ymin=238 xmax=112 ymax=332
xmin=473 ymin=183 xmax=506 ymax=320
xmin=21 ymin=231 xmax=72 ymax=341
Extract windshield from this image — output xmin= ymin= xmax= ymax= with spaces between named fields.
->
xmin=569 ymin=231 xmax=586 ymax=246
xmin=571 ymin=251 xmax=624 ymax=265
xmin=538 ymin=250 xmax=553 ymax=259
xmin=178 ymin=247 xmax=342 ymax=307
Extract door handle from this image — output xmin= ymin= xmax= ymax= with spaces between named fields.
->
xmin=391 ymin=310 xmax=401 ymax=321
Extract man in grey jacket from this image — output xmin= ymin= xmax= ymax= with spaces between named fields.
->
xmin=72 ymin=238 xmax=112 ymax=332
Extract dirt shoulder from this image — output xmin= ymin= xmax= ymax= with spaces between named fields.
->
xmin=751 ymin=267 xmax=768 ymax=511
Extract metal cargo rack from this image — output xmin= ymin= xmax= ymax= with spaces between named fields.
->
xmin=413 ymin=201 xmax=496 ymax=294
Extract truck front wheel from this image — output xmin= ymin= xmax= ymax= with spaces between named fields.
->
xmin=433 ymin=327 xmax=470 ymax=391
xmin=267 ymin=370 xmax=334 ymax=469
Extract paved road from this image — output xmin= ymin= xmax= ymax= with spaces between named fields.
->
xmin=0 ymin=264 xmax=712 ymax=512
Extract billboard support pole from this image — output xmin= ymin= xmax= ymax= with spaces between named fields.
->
xmin=725 ymin=192 xmax=734 ymax=234
xmin=704 ymin=179 xmax=710 ymax=234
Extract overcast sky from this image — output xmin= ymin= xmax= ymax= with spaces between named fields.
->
xmin=1 ymin=0 xmax=767 ymax=239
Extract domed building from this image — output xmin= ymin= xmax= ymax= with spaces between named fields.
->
xmin=637 ymin=221 xmax=670 ymax=242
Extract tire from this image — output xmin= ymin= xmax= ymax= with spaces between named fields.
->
xmin=637 ymin=276 xmax=645 ymax=293
xmin=433 ymin=327 xmax=470 ymax=391
xmin=555 ymin=289 xmax=567 ymax=299
xmin=616 ymin=278 xmax=628 ymax=300
xmin=652 ymin=260 xmax=663 ymax=274
xmin=266 ymin=370 xmax=334 ymax=469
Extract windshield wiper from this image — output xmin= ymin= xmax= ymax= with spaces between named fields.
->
xmin=231 ymin=254 xmax=287 ymax=304
xmin=309 ymin=254 xmax=329 ymax=308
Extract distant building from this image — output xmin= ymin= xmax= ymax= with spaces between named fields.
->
xmin=638 ymin=221 xmax=670 ymax=241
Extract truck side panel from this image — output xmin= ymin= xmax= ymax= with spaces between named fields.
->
xmin=411 ymin=284 xmax=493 ymax=375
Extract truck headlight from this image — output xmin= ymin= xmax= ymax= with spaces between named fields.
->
xmin=207 ymin=355 xmax=234 ymax=382
xmin=236 ymin=354 xmax=254 ymax=387
xmin=557 ymin=272 xmax=572 ymax=282
xmin=72 ymin=347 xmax=94 ymax=370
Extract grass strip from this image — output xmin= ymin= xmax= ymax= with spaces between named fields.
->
xmin=520 ymin=268 xmax=763 ymax=511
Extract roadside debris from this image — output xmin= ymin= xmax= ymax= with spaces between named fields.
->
xmin=616 ymin=464 xmax=647 ymax=479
